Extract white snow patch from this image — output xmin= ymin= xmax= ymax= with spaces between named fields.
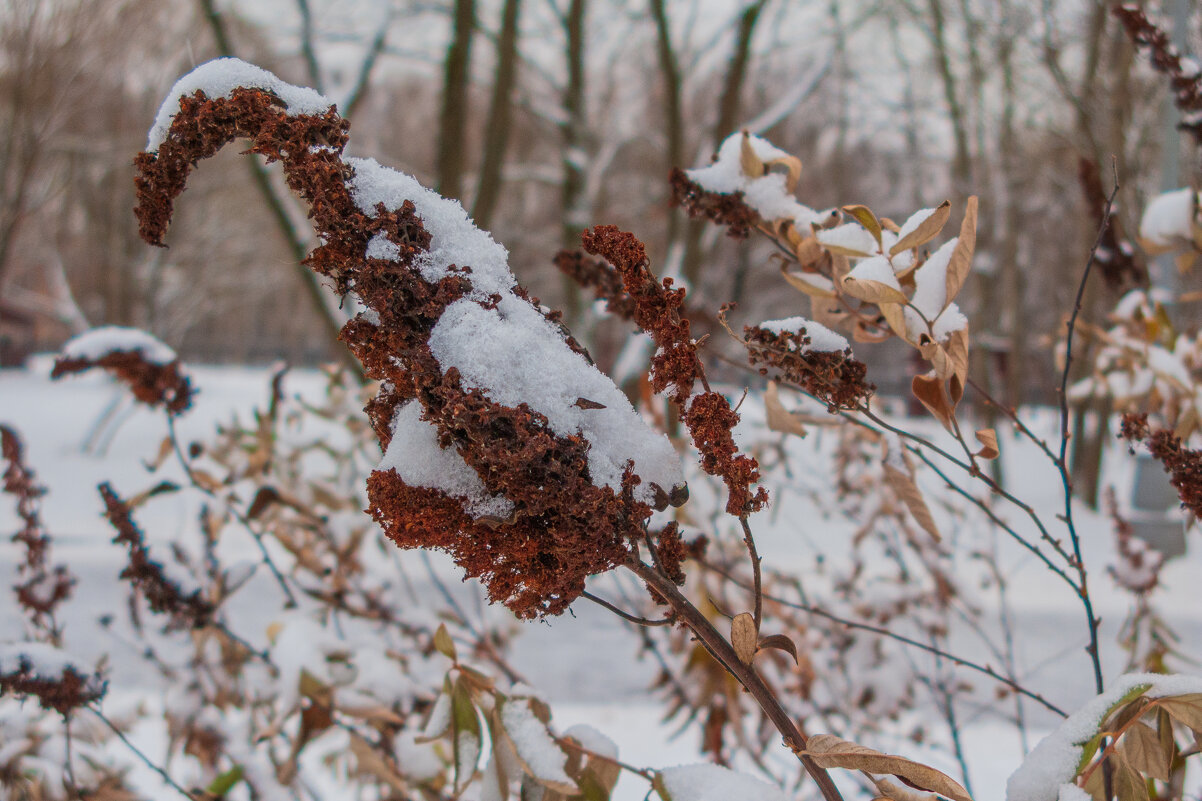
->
xmin=61 ymin=326 xmax=177 ymax=365
xmin=147 ymin=58 xmax=333 ymax=152
xmin=365 ymin=232 xmax=401 ymax=261
xmin=685 ymin=133 xmax=822 ymax=228
xmin=846 ymin=255 xmax=902 ymax=289
xmin=895 ymin=206 xmax=939 ymax=244
xmin=378 ymin=402 xmax=514 ymax=520
xmin=658 ymin=763 xmax=792 ymax=801
xmin=758 ymin=317 xmax=849 ymax=352
xmin=1007 ymin=673 xmax=1202 ymax=801
xmin=428 ymin=295 xmax=683 ymax=505
xmin=501 ymin=697 xmax=576 ymax=789
xmin=817 ymin=223 xmax=878 ymax=255
xmin=563 ymin=724 xmax=618 ymax=760
xmin=1140 ymin=188 xmax=1198 ymax=247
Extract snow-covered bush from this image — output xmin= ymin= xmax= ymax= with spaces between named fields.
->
xmin=6 ymin=11 xmax=1202 ymax=798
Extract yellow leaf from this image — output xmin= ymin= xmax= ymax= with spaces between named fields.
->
xmin=843 ymin=204 xmax=882 ymax=245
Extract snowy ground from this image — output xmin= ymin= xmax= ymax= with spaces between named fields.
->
xmin=2 ymin=358 xmax=1199 ymax=801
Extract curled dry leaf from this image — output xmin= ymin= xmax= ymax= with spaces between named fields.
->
xmin=802 ymin=734 xmax=973 ymax=801
xmin=912 ymin=373 xmax=956 ymax=432
xmin=974 ymin=429 xmax=999 ymax=460
xmin=1118 ymin=720 xmax=1172 ymax=782
xmin=781 ymin=264 xmax=837 ymax=298
xmin=731 ymin=612 xmax=758 ymax=664
xmin=882 ymin=463 xmax=941 ymax=542
xmin=843 ymin=205 xmax=883 ymax=245
xmin=757 ymin=633 xmax=800 ymax=665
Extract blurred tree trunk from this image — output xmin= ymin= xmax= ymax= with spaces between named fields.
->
xmin=437 ymin=0 xmax=475 ymax=201
xmin=649 ymin=0 xmax=684 ymax=251
xmin=997 ymin=12 xmax=1027 ymax=415
xmin=472 ymin=0 xmax=522 ymax=230
xmin=199 ymin=0 xmax=376 ymax=378
xmin=559 ymin=0 xmax=588 ymax=322
xmin=684 ymin=0 xmax=768 ymax=291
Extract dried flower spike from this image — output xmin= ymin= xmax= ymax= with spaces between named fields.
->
xmin=133 ymin=59 xmax=685 ymax=616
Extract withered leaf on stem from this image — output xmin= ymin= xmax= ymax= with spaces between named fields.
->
xmin=945 ymin=196 xmax=978 ymax=305
xmin=882 ymin=463 xmax=941 ymax=542
xmin=1118 ymin=720 xmax=1172 ymax=782
xmin=975 ymin=429 xmax=999 ymax=460
xmin=757 ymin=633 xmax=800 ymax=665
xmin=912 ymin=373 xmax=956 ymax=433
xmin=764 ymin=381 xmax=807 ymax=438
xmin=890 ymin=201 xmax=952 ymax=256
xmin=802 ymin=734 xmax=973 ymax=801
xmin=730 ymin=612 xmax=758 ymax=664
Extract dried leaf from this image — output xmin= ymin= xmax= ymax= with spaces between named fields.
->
xmin=880 ymin=302 xmax=907 ymax=339
xmin=912 ymin=373 xmax=956 ymax=433
xmin=945 ymin=197 xmax=978 ymax=305
xmin=1113 ymin=753 xmax=1151 ymax=801
xmin=350 ymin=731 xmax=409 ymax=792
xmin=1159 ymin=694 xmax=1202 ymax=732
xmin=190 ymin=468 xmax=225 ymax=493
xmin=434 ymin=623 xmax=458 ymax=662
xmin=144 ymin=436 xmax=174 ymax=471
xmin=841 ymin=274 xmax=909 ymax=305
xmin=452 ymin=676 xmax=482 ymax=791
xmin=883 ymin=464 xmax=941 ymax=542
xmin=246 ymin=486 xmax=282 ymax=520
xmin=781 ymin=265 xmax=837 ymax=298
xmin=803 ymin=734 xmax=973 ymax=801
xmin=765 ymin=152 xmax=803 ymax=193
xmin=765 ymin=382 xmax=807 ymax=438
xmin=975 ymin=429 xmax=999 ymax=460
xmin=843 ymin=204 xmax=882 ymax=245
xmin=739 ymin=133 xmax=764 ymax=178
xmin=731 ymin=613 xmax=757 ymax=664
xmin=890 ymin=201 xmax=952 ymax=255
xmin=126 ymin=480 xmax=180 ymax=509
xmin=793 ymin=235 xmax=825 ymax=268
xmin=757 ymin=633 xmax=800 ymax=665
xmin=1120 ymin=721 xmax=1172 ymax=782
xmin=945 ymin=327 xmax=970 ymax=405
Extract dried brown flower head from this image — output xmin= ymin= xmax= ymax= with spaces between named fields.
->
xmin=743 ymin=323 xmax=874 ymax=412
xmin=51 ymin=327 xmax=194 ymax=415
xmin=669 ymin=168 xmax=759 ymax=239
xmin=1119 ymin=413 xmax=1202 ymax=519
xmin=132 ymin=63 xmax=684 ymax=616
xmin=0 ymin=650 xmax=105 ymax=715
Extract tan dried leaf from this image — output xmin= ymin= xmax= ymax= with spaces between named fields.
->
xmin=739 ymin=133 xmax=765 ymax=178
xmin=1159 ymin=694 xmax=1202 ymax=732
xmin=945 ymin=197 xmax=978 ymax=305
xmin=880 ymin=302 xmax=908 ymax=340
xmin=433 ymin=622 xmax=458 ymax=662
xmin=803 ymin=734 xmax=972 ymax=801
xmin=731 ymin=613 xmax=758 ymax=664
xmin=1120 ymin=720 xmax=1172 ymax=782
xmin=781 ymin=265 xmax=837 ymax=298
xmin=350 ymin=731 xmax=409 ymax=793
xmin=843 ymin=204 xmax=882 ymax=245
xmin=757 ymin=633 xmax=800 ymax=665
xmin=912 ymin=373 xmax=956 ymax=433
xmin=841 ymin=275 xmax=909 ymax=305
xmin=765 ymin=381 xmax=808 ymax=438
xmin=793 ymin=235 xmax=826 ymax=268
xmin=765 ymin=153 xmax=803 ymax=193
xmin=890 ymin=201 xmax=952 ymax=255
xmin=945 ymin=328 xmax=970 ymax=405
xmin=975 ymin=429 xmax=999 ymax=460
xmin=883 ymin=463 xmax=941 ymax=542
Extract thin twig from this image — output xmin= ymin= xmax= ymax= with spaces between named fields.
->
xmin=695 ymin=558 xmax=1068 ymax=717
xmin=739 ymin=516 xmax=763 ymax=630
xmin=581 ymin=590 xmax=675 ymax=626
xmin=1056 ymin=162 xmax=1119 ymax=697
xmin=91 ymin=705 xmax=195 ymax=800
xmin=626 ymin=558 xmax=846 ymax=801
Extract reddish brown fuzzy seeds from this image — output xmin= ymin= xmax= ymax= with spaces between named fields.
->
xmin=668 ymin=168 xmax=759 ymax=239
xmin=1115 ymin=6 xmax=1202 ymax=145
xmin=100 ymin=483 xmax=215 ymax=631
xmin=1 ymin=426 xmax=74 ymax=629
xmin=580 ymin=225 xmax=767 ymax=516
xmin=1119 ymin=413 xmax=1202 ymax=519
xmin=133 ymin=84 xmax=663 ymax=616
xmin=51 ymin=351 xmax=194 ymax=415
xmin=0 ymin=657 xmax=105 ymax=716
xmin=743 ymin=324 xmax=874 ymax=411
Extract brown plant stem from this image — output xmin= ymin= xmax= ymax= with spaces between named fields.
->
xmin=626 ymin=557 xmax=846 ymax=801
